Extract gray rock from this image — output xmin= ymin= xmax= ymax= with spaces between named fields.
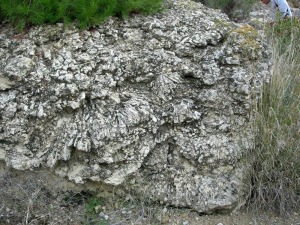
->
xmin=0 ymin=0 xmax=270 ymax=214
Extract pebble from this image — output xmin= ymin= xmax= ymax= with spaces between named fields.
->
xmin=163 ymin=207 xmax=168 ymax=214
xmin=99 ymin=212 xmax=109 ymax=220
xmin=103 ymin=214 xmax=109 ymax=220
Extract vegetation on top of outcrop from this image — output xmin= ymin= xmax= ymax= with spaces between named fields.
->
xmin=0 ymin=0 xmax=164 ymax=31
xmin=247 ymin=19 xmax=300 ymax=215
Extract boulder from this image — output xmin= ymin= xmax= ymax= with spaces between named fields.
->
xmin=0 ymin=0 xmax=270 ymax=213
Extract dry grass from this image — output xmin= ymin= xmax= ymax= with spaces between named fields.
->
xmin=246 ymin=19 xmax=300 ymax=215
xmin=1 ymin=167 xmax=299 ymax=225
xmin=0 ymin=168 xmax=169 ymax=225
xmin=0 ymin=169 xmax=88 ymax=224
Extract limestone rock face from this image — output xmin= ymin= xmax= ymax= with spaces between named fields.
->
xmin=0 ymin=0 xmax=270 ymax=213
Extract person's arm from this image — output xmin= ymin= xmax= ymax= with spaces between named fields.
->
xmin=276 ymin=0 xmax=292 ymax=18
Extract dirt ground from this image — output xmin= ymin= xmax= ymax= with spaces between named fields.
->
xmin=163 ymin=208 xmax=300 ymax=225
xmin=2 ymin=185 xmax=300 ymax=225
xmin=1 ymin=168 xmax=299 ymax=225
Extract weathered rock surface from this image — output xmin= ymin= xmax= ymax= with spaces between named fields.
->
xmin=0 ymin=0 xmax=270 ymax=213
xmin=194 ymin=0 xmax=255 ymax=22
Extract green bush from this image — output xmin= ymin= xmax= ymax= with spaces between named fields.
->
xmin=0 ymin=0 xmax=163 ymax=30
xmin=247 ymin=19 xmax=300 ymax=215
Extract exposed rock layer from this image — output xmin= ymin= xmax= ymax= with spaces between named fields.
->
xmin=0 ymin=0 xmax=270 ymax=213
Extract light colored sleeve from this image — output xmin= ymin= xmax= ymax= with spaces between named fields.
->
xmin=276 ymin=0 xmax=293 ymax=18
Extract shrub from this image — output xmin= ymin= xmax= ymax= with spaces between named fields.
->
xmin=247 ymin=19 xmax=300 ymax=215
xmin=0 ymin=0 xmax=164 ymax=30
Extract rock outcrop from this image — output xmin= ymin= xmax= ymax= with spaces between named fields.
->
xmin=0 ymin=0 xmax=270 ymax=213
